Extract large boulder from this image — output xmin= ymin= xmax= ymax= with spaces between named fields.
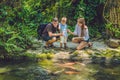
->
xmin=107 ymin=39 xmax=120 ymax=48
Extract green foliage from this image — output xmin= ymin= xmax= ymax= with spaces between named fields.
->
xmin=89 ymin=26 xmax=102 ymax=38
xmin=106 ymin=23 xmax=120 ymax=38
xmin=68 ymin=25 xmax=75 ymax=40
xmin=0 ymin=0 xmax=118 ymax=60
xmin=0 ymin=0 xmax=37 ymax=59
xmin=0 ymin=23 xmax=32 ymax=57
xmin=85 ymin=0 xmax=106 ymax=37
xmin=74 ymin=0 xmax=85 ymax=19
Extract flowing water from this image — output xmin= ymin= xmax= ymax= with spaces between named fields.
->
xmin=0 ymin=60 xmax=120 ymax=80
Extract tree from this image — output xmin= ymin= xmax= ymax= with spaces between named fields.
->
xmin=103 ymin=0 xmax=120 ymax=38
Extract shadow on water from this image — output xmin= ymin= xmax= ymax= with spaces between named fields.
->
xmin=0 ymin=61 xmax=51 ymax=80
xmin=92 ymin=64 xmax=120 ymax=80
xmin=91 ymin=56 xmax=120 ymax=80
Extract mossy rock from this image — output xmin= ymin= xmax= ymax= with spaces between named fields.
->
xmin=46 ymin=53 xmax=54 ymax=59
xmin=36 ymin=53 xmax=47 ymax=60
xmin=72 ymin=51 xmax=79 ymax=56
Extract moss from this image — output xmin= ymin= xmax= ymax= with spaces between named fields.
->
xmin=36 ymin=52 xmax=55 ymax=60
xmin=21 ymin=52 xmax=36 ymax=61
xmin=72 ymin=51 xmax=79 ymax=56
xmin=0 ymin=67 xmax=11 ymax=74
xmin=38 ymin=60 xmax=53 ymax=69
xmin=36 ymin=53 xmax=47 ymax=60
xmin=91 ymin=49 xmax=120 ymax=58
xmin=46 ymin=53 xmax=54 ymax=59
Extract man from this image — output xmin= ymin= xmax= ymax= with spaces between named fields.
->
xmin=42 ymin=17 xmax=62 ymax=48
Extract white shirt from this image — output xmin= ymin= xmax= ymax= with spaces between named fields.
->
xmin=74 ymin=24 xmax=89 ymax=40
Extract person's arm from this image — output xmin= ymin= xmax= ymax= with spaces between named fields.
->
xmin=82 ymin=26 xmax=89 ymax=41
xmin=73 ymin=25 xmax=78 ymax=36
xmin=58 ymin=23 xmax=60 ymax=30
xmin=67 ymin=25 xmax=78 ymax=35
xmin=48 ymin=32 xmax=62 ymax=37
xmin=67 ymin=29 xmax=74 ymax=35
xmin=57 ymin=23 xmax=60 ymax=33
xmin=46 ymin=24 xmax=62 ymax=37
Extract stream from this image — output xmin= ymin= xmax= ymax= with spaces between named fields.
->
xmin=0 ymin=40 xmax=120 ymax=80
xmin=0 ymin=59 xmax=120 ymax=80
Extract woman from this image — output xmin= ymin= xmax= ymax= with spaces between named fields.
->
xmin=72 ymin=18 xmax=92 ymax=50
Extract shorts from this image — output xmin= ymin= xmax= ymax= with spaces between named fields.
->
xmin=72 ymin=37 xmax=90 ymax=43
xmin=60 ymin=36 xmax=67 ymax=43
xmin=42 ymin=35 xmax=59 ymax=41
xmin=42 ymin=36 xmax=52 ymax=41
xmin=84 ymin=39 xmax=90 ymax=42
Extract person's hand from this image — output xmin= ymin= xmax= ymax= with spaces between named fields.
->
xmin=60 ymin=33 xmax=63 ymax=36
xmin=67 ymin=29 xmax=70 ymax=32
xmin=68 ymin=29 xmax=74 ymax=35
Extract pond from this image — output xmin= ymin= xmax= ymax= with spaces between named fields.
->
xmin=0 ymin=60 xmax=120 ymax=80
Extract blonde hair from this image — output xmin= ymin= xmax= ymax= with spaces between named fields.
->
xmin=77 ymin=18 xmax=85 ymax=24
xmin=61 ymin=17 xmax=67 ymax=23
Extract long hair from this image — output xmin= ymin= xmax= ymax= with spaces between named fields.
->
xmin=77 ymin=18 xmax=85 ymax=37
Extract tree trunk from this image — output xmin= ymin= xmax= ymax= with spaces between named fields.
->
xmin=103 ymin=0 xmax=120 ymax=38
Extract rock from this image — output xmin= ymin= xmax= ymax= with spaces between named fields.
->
xmin=92 ymin=41 xmax=108 ymax=50
xmin=69 ymin=50 xmax=91 ymax=61
xmin=32 ymin=44 xmax=41 ymax=48
xmin=91 ymin=56 xmax=106 ymax=64
xmin=54 ymin=42 xmax=78 ymax=49
xmin=107 ymin=39 xmax=120 ymax=48
xmin=86 ymin=49 xmax=95 ymax=54
xmin=53 ymin=52 xmax=70 ymax=60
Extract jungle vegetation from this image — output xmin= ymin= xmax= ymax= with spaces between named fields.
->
xmin=0 ymin=0 xmax=120 ymax=60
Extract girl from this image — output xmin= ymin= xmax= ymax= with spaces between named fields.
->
xmin=72 ymin=18 xmax=92 ymax=50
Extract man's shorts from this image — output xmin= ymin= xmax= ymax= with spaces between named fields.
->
xmin=42 ymin=35 xmax=59 ymax=41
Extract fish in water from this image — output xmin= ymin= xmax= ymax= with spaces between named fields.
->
xmin=64 ymin=71 xmax=80 ymax=75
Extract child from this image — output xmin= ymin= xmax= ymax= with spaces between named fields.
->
xmin=59 ymin=17 xmax=71 ymax=49
xmin=72 ymin=18 xmax=92 ymax=50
